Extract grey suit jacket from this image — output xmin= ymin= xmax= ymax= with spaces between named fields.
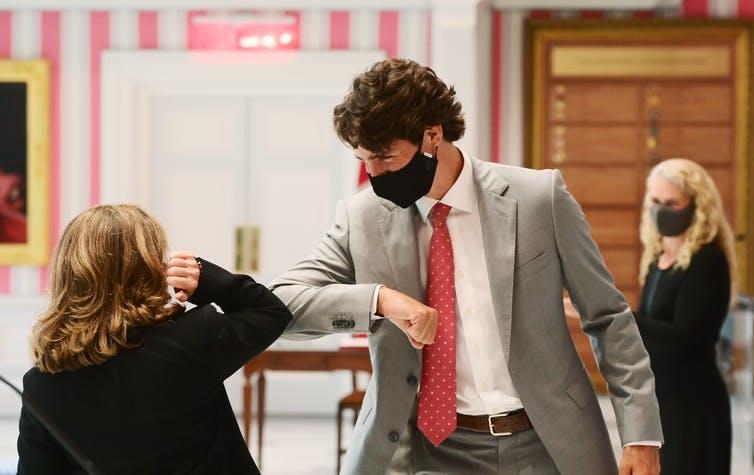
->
xmin=270 ymin=157 xmax=663 ymax=475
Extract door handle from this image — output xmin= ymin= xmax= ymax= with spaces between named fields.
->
xmin=235 ymin=225 xmax=260 ymax=273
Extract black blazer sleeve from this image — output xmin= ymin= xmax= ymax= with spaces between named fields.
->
xmin=189 ymin=258 xmax=293 ymax=380
xmin=635 ymin=245 xmax=731 ymax=349
xmin=17 ymin=403 xmax=74 ymax=475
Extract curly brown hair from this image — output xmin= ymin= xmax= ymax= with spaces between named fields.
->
xmin=333 ymin=58 xmax=465 ymax=154
xmin=32 ymin=204 xmax=183 ymax=373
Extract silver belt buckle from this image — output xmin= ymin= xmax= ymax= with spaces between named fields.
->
xmin=488 ymin=412 xmax=513 ymax=436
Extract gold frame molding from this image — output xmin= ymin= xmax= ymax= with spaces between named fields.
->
xmin=0 ymin=60 xmax=50 ymax=265
xmin=524 ymin=19 xmax=754 ymax=296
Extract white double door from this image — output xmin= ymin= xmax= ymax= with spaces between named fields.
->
xmin=147 ymin=91 xmax=356 ymax=287
xmin=102 ymin=51 xmax=383 ymax=415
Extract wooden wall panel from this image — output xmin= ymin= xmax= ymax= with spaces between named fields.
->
xmin=623 ymin=289 xmax=639 ymax=310
xmin=553 ymin=126 xmax=638 ymax=165
xmin=566 ymin=315 xmax=607 ymax=393
xmin=584 ymin=209 xmax=638 ymax=247
xmin=641 ymin=84 xmax=731 ymax=123
xmin=561 ymin=167 xmax=639 ymax=206
xmin=551 ymin=84 xmax=639 ymax=122
xmin=706 ymin=167 xmax=737 ymax=229
xmin=653 ymin=126 xmax=732 ymax=164
xmin=602 ymin=248 xmax=639 ymax=290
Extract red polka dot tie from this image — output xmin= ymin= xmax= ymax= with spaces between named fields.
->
xmin=417 ymin=203 xmax=457 ymax=447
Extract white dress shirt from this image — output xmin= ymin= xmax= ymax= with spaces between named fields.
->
xmin=412 ymin=150 xmax=522 ymax=416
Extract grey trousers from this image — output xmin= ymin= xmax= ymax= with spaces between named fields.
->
xmin=408 ymin=426 xmax=560 ymax=475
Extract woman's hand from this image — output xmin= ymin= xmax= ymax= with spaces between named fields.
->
xmin=167 ymin=251 xmax=200 ymax=302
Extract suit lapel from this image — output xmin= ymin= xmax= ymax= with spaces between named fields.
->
xmin=473 ymin=160 xmax=517 ymax=361
xmin=376 ymin=201 xmax=424 ymax=367
xmin=376 ymin=202 xmax=424 ymax=302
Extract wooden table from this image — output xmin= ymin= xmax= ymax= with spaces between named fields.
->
xmin=242 ymin=348 xmax=372 ymax=468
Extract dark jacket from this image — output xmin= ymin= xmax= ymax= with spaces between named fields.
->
xmin=17 ymin=259 xmax=292 ymax=474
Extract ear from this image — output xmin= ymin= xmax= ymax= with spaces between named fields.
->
xmin=424 ymin=125 xmax=443 ymax=148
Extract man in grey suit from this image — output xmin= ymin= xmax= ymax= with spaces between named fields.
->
xmin=270 ymin=58 xmax=663 ymax=475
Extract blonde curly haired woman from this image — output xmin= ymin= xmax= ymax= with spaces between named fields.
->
xmin=635 ymin=159 xmax=737 ymax=475
xmin=17 ymin=204 xmax=292 ymax=474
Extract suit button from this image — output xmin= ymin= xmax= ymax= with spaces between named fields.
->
xmin=388 ymin=431 xmax=399 ymax=443
xmin=407 ymin=375 xmax=417 ymax=386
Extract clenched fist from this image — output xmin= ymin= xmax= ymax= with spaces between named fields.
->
xmin=377 ymin=287 xmax=439 ymax=349
xmin=166 ymin=251 xmax=200 ymax=302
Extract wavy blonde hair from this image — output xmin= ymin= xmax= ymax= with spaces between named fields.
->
xmin=639 ymin=159 xmax=737 ymax=303
xmin=32 ymin=204 xmax=183 ymax=374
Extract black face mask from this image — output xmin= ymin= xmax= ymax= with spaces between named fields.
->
xmin=651 ymin=202 xmax=695 ymax=237
xmin=368 ymin=147 xmax=438 ymax=208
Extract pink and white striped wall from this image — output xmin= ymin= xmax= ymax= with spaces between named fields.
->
xmin=1 ymin=1 xmax=751 ymax=297
xmin=490 ymin=0 xmax=754 ymax=165
xmin=0 ymin=8 xmax=431 ymax=297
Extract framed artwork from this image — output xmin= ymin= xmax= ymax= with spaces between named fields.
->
xmin=0 ymin=60 xmax=49 ymax=265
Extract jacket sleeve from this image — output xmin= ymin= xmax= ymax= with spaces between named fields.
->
xmin=189 ymin=258 xmax=293 ymax=380
xmin=17 ymin=404 xmax=74 ymax=474
xmin=268 ymin=200 xmax=380 ymax=339
xmin=550 ymin=170 xmax=663 ymax=445
xmin=636 ymin=245 xmax=730 ymax=349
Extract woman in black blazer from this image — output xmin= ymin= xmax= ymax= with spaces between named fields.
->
xmin=17 ymin=204 xmax=292 ymax=474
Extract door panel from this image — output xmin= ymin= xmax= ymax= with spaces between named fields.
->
xmin=149 ymin=95 xmax=245 ymax=269
xmin=584 ymin=209 xmax=638 ymax=247
xmin=641 ymin=83 xmax=731 ymax=123
xmin=706 ymin=166 xmax=736 ymax=229
xmin=247 ymin=94 xmax=354 ymax=285
xmin=602 ymin=248 xmax=639 ymax=290
xmin=652 ymin=126 xmax=732 ymax=164
xmin=560 ymin=166 xmax=639 ymax=206
xmin=551 ymin=125 xmax=638 ymax=165
xmin=550 ymin=83 xmax=639 ymax=122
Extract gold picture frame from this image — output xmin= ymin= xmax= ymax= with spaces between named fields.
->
xmin=0 ymin=60 xmax=50 ymax=265
xmin=524 ymin=19 xmax=754 ymax=297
